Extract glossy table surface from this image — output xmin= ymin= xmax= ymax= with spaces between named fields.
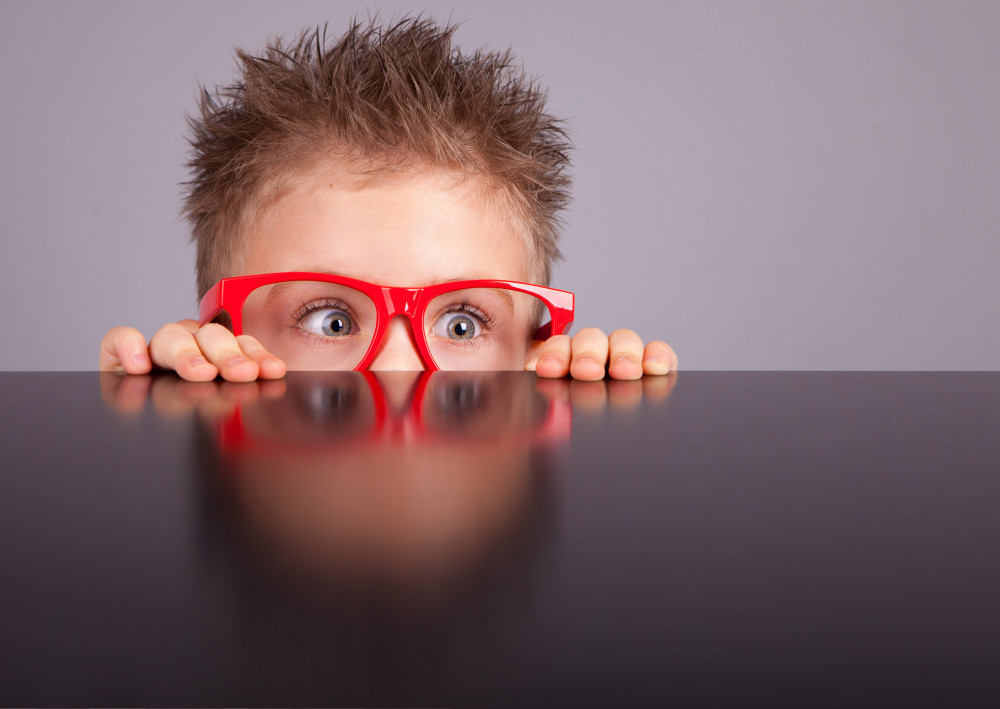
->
xmin=1 ymin=371 xmax=998 ymax=707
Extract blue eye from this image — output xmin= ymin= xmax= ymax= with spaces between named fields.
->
xmin=432 ymin=312 xmax=483 ymax=341
xmin=301 ymin=308 xmax=354 ymax=337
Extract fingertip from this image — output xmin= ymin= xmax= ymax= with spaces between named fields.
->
xmin=535 ymin=354 xmax=569 ymax=379
xmin=569 ymin=356 xmax=606 ymax=382
xmin=257 ymin=355 xmax=287 ymax=380
xmin=121 ymin=349 xmax=152 ymax=375
xmin=220 ymin=356 xmax=260 ymax=383
xmin=643 ymin=341 xmax=677 ymax=375
xmin=608 ymin=355 xmax=643 ymax=381
xmin=178 ymin=353 xmax=219 ymax=382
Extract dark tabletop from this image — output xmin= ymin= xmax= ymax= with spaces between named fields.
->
xmin=1 ymin=371 xmax=998 ymax=707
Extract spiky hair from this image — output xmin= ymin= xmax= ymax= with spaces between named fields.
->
xmin=182 ymin=17 xmax=572 ymax=296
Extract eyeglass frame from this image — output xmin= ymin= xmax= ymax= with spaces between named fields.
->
xmin=198 ymin=272 xmax=575 ymax=372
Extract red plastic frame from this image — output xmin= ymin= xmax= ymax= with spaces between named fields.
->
xmin=199 ymin=272 xmax=575 ymax=371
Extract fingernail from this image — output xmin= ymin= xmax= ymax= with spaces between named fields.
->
xmin=539 ymin=356 xmax=561 ymax=366
xmin=190 ymin=356 xmax=208 ymax=367
xmin=226 ymin=355 xmax=249 ymax=368
xmin=132 ymin=352 xmax=149 ymax=366
xmin=615 ymin=356 xmax=636 ymax=366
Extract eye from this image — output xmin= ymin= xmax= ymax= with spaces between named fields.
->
xmin=300 ymin=307 xmax=354 ymax=337
xmin=431 ymin=311 xmax=483 ymax=341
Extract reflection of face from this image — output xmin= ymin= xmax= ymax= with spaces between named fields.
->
xmin=228 ymin=372 xmax=551 ymax=586
xmin=242 ymin=167 xmax=533 ymax=371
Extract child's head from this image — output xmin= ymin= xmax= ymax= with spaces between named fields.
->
xmin=183 ymin=17 xmax=573 ymax=298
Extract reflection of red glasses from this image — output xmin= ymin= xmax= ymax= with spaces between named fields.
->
xmin=199 ymin=273 xmax=575 ymax=372
xmin=219 ymin=372 xmax=571 ymax=456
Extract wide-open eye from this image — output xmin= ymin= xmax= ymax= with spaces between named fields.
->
xmin=300 ymin=307 xmax=355 ymax=337
xmin=430 ymin=310 xmax=484 ymax=341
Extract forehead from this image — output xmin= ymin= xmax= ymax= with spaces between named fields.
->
xmin=243 ymin=166 xmax=532 ymax=286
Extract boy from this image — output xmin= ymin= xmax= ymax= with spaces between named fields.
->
xmin=99 ymin=18 xmax=677 ymax=382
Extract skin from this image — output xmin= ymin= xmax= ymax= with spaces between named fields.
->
xmin=99 ymin=167 xmax=678 ymax=381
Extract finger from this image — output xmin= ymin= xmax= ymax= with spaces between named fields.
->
xmin=149 ymin=322 xmax=219 ymax=382
xmin=522 ymin=340 xmax=546 ymax=372
xmin=642 ymin=341 xmax=678 ymax=375
xmin=193 ymin=323 xmax=259 ymax=382
xmin=607 ymin=329 xmax=644 ymax=381
xmin=568 ymin=327 xmax=609 ymax=381
xmin=176 ymin=319 xmax=201 ymax=334
xmin=99 ymin=326 xmax=152 ymax=374
xmin=533 ymin=335 xmax=572 ymax=379
xmin=235 ymin=334 xmax=287 ymax=380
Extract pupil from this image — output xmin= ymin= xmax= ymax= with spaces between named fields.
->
xmin=323 ymin=312 xmax=351 ymax=336
xmin=449 ymin=316 xmax=473 ymax=339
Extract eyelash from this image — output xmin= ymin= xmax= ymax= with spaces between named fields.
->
xmin=290 ymin=298 xmax=357 ymax=338
xmin=446 ymin=299 xmax=500 ymax=332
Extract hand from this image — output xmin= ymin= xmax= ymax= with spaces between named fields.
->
xmin=98 ymin=320 xmax=287 ymax=382
xmin=524 ymin=328 xmax=677 ymax=381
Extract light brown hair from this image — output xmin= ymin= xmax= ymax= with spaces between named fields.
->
xmin=183 ymin=17 xmax=572 ymax=297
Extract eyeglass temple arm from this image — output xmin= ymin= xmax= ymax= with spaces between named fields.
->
xmin=199 ymin=280 xmax=224 ymax=326
xmin=533 ymin=319 xmax=574 ymax=341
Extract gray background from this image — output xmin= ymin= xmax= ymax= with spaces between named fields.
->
xmin=1 ymin=0 xmax=997 ymax=371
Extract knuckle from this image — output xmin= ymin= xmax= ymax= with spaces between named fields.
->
xmin=540 ymin=334 xmax=571 ymax=349
xmin=235 ymin=334 xmax=264 ymax=351
xmin=610 ymin=328 xmax=642 ymax=344
xmin=197 ymin=322 xmax=233 ymax=339
xmin=156 ymin=322 xmax=191 ymax=339
xmin=575 ymin=327 xmax=606 ymax=340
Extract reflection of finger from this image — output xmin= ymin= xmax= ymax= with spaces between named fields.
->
xmin=643 ymin=371 xmax=678 ymax=402
xmin=99 ymin=372 xmax=152 ymax=415
xmin=607 ymin=379 xmax=643 ymax=410
xmin=149 ymin=376 xmax=220 ymax=418
xmin=194 ymin=324 xmax=259 ymax=382
xmin=257 ymin=379 xmax=288 ymax=400
xmin=150 ymin=323 xmax=219 ymax=382
xmin=569 ymin=379 xmax=608 ymax=412
xmin=217 ymin=380 xmax=265 ymax=406
xmin=534 ymin=335 xmax=572 ymax=378
xmin=569 ymin=328 xmax=609 ymax=381
xmin=236 ymin=335 xmax=287 ymax=380
xmin=607 ymin=329 xmax=644 ymax=381
xmin=195 ymin=395 xmax=239 ymax=422
xmin=643 ymin=341 xmax=678 ymax=375
xmin=534 ymin=376 xmax=571 ymax=403
xmin=99 ymin=326 xmax=151 ymax=374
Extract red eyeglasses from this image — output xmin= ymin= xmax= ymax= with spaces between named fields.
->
xmin=199 ymin=273 xmax=575 ymax=372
